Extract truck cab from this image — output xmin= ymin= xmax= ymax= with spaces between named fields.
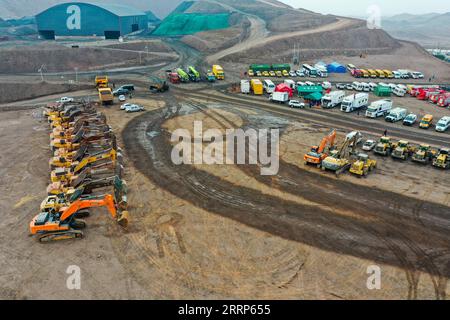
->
xmin=212 ymin=65 xmax=225 ymax=80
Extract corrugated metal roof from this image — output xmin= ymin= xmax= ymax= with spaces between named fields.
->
xmin=89 ymin=2 xmax=146 ymax=16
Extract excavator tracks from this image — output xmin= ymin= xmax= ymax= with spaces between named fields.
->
xmin=38 ymin=230 xmax=84 ymax=243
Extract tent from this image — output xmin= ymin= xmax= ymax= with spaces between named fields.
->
xmin=297 ymin=85 xmax=322 ymax=96
xmin=374 ymin=85 xmax=391 ymax=97
xmin=327 ymin=62 xmax=346 ymax=73
xmin=304 ymin=92 xmax=323 ymax=101
xmin=275 ymin=83 xmax=294 ymax=97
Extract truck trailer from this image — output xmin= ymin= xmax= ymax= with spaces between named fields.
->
xmin=340 ymin=93 xmax=369 ymax=112
xmin=321 ymin=91 xmax=345 ymax=109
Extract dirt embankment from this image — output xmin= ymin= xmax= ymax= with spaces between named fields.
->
xmin=0 ymin=82 xmax=90 ymax=105
xmin=103 ymin=40 xmax=174 ymax=53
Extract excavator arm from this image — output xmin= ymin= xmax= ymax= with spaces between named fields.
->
xmin=59 ymin=194 xmax=118 ymax=222
xmin=317 ymin=130 xmax=336 ymax=153
xmin=73 ymin=149 xmax=117 ymax=173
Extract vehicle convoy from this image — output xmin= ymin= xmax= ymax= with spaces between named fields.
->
xmin=385 ymin=107 xmax=407 ymax=123
xmin=340 ymin=93 xmax=369 ymax=112
xmin=250 ymin=79 xmax=263 ymax=95
xmin=436 ymin=116 xmax=450 ymax=132
xmin=321 ymin=91 xmax=345 ymax=109
xmin=349 ymin=153 xmax=377 ymax=177
xmin=365 ymin=99 xmax=392 ymax=118
xmin=374 ymin=136 xmax=397 ymax=156
xmin=269 ymin=92 xmax=289 ymax=104
xmin=241 ymin=80 xmax=250 ymax=94
xmin=412 ymin=144 xmax=436 ymax=164
xmin=433 ymin=148 xmax=450 ymax=169
xmin=391 ymin=140 xmax=414 ymax=160
xmin=321 ymin=131 xmax=360 ymax=176
xmin=304 ymin=130 xmax=336 ymax=167
xmin=403 ymin=113 xmax=418 ymax=126
xmin=98 ymin=88 xmax=114 ymax=105
xmin=419 ymin=114 xmax=433 ymax=129
xmin=95 ymin=75 xmax=108 ymax=89
xmin=212 ymin=65 xmax=225 ymax=80
xmin=30 ymin=194 xmax=129 ymax=243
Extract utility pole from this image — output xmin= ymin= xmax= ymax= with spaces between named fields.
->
xmin=74 ymin=67 xmax=78 ymax=83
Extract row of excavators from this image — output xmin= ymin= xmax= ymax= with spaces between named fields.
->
xmin=30 ymin=101 xmax=129 ymax=243
xmin=303 ymin=129 xmax=377 ymax=177
xmin=373 ymin=136 xmax=449 ymax=168
xmin=304 ymin=129 xmax=449 ymax=178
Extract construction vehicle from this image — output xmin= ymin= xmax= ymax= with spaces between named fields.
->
xmin=187 ymin=66 xmax=201 ymax=82
xmin=95 ymin=75 xmax=109 ymax=89
xmin=374 ymin=136 xmax=397 ymax=156
xmin=321 ymin=131 xmax=359 ymax=176
xmin=176 ymin=68 xmax=190 ymax=82
xmin=212 ymin=65 xmax=224 ymax=80
xmin=98 ymin=87 xmax=114 ymax=105
xmin=349 ymin=153 xmax=377 ymax=177
xmin=419 ymin=114 xmax=433 ymax=129
xmin=206 ymin=71 xmax=216 ymax=82
xmin=391 ymin=140 xmax=414 ymax=160
xmin=50 ymin=148 xmax=120 ymax=182
xmin=30 ymin=194 xmax=129 ymax=242
xmin=149 ymin=76 xmax=170 ymax=92
xmin=432 ymin=148 xmax=450 ymax=169
xmin=304 ymin=130 xmax=337 ymax=167
xmin=412 ymin=144 xmax=436 ymax=164
xmin=167 ymin=72 xmax=180 ymax=84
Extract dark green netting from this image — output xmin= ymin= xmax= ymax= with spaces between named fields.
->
xmin=153 ymin=13 xmax=230 ymax=36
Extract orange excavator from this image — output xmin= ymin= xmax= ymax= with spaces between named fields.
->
xmin=30 ymin=194 xmax=129 ymax=242
xmin=303 ymin=129 xmax=337 ymax=168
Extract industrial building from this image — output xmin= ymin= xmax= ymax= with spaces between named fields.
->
xmin=36 ymin=2 xmax=148 ymax=40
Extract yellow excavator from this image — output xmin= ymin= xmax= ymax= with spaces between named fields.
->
xmin=50 ymin=149 xmax=120 ymax=183
xmin=321 ymin=131 xmax=359 ymax=176
xmin=30 ymin=194 xmax=129 ymax=242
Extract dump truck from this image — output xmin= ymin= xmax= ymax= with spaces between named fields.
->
xmin=349 ymin=153 xmax=377 ymax=177
xmin=432 ymin=148 xmax=450 ymax=169
xmin=98 ymin=88 xmax=114 ymax=105
xmin=176 ymin=68 xmax=190 ymax=82
xmin=95 ymin=75 xmax=108 ymax=89
xmin=412 ymin=144 xmax=436 ymax=164
xmin=212 ymin=65 xmax=224 ymax=80
xmin=391 ymin=140 xmax=414 ymax=160
xmin=149 ymin=76 xmax=169 ymax=92
xmin=187 ymin=66 xmax=201 ymax=82
xmin=304 ymin=130 xmax=336 ymax=167
xmin=374 ymin=136 xmax=396 ymax=156
xmin=167 ymin=72 xmax=180 ymax=84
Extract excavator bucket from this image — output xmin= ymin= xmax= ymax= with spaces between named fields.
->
xmin=117 ymin=211 xmax=129 ymax=228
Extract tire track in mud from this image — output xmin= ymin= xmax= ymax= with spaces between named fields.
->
xmin=122 ymin=102 xmax=450 ymax=291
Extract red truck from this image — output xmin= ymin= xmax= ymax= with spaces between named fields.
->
xmin=437 ymin=93 xmax=450 ymax=107
xmin=167 ymin=72 xmax=180 ymax=84
xmin=351 ymin=69 xmax=363 ymax=78
xmin=417 ymin=89 xmax=444 ymax=100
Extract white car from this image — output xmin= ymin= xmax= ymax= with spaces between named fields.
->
xmin=362 ymin=140 xmax=376 ymax=151
xmin=411 ymin=72 xmax=424 ymax=79
xmin=296 ymin=70 xmax=305 ymax=77
xmin=58 ymin=97 xmax=74 ymax=103
xmin=121 ymin=103 xmax=134 ymax=110
xmin=288 ymin=100 xmax=305 ymax=108
xmin=289 ymin=71 xmax=297 ymax=77
xmin=126 ymin=105 xmax=145 ymax=113
xmin=118 ymin=95 xmax=126 ymax=102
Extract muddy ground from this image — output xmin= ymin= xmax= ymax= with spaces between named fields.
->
xmin=1 ymin=86 xmax=448 ymax=300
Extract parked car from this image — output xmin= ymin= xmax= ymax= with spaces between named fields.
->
xmin=126 ymin=105 xmax=145 ymax=113
xmin=336 ymin=83 xmax=346 ymax=90
xmin=118 ymin=95 xmax=126 ymax=102
xmin=120 ymin=103 xmax=134 ymax=110
xmin=256 ymin=71 xmax=262 ymax=77
xmin=262 ymin=71 xmax=270 ymax=77
xmin=362 ymin=140 xmax=377 ymax=151
xmin=269 ymin=71 xmax=276 ymax=77
xmin=345 ymin=83 xmax=353 ymax=90
xmin=411 ymin=72 xmax=424 ymax=79
xmin=58 ymin=97 xmax=74 ymax=103
xmin=120 ymin=84 xmax=135 ymax=92
xmin=403 ymin=113 xmax=418 ymax=126
xmin=113 ymin=88 xmax=130 ymax=96
xmin=288 ymin=100 xmax=305 ymax=108
xmin=296 ymin=70 xmax=305 ymax=77
xmin=248 ymin=70 xmax=255 ymax=77
xmin=289 ymin=71 xmax=297 ymax=77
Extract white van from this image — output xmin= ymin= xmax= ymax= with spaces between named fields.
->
xmin=352 ymin=81 xmax=363 ymax=91
xmin=321 ymin=91 xmax=345 ymax=109
xmin=321 ymin=81 xmax=332 ymax=90
xmin=296 ymin=81 xmax=306 ymax=87
xmin=263 ymin=79 xmax=275 ymax=94
xmin=392 ymin=71 xmax=401 ymax=79
xmin=393 ymin=85 xmax=407 ymax=97
xmin=305 ymin=81 xmax=315 ymax=86
xmin=341 ymin=93 xmax=369 ymax=113
xmin=385 ymin=107 xmax=407 ymax=123
xmin=369 ymin=83 xmax=377 ymax=91
xmin=362 ymin=83 xmax=371 ymax=92
xmin=365 ymin=99 xmax=393 ymax=118
xmin=240 ymin=80 xmax=250 ymax=94
xmin=284 ymin=79 xmax=296 ymax=89
xmin=436 ymin=116 xmax=450 ymax=132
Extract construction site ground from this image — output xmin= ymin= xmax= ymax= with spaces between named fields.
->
xmin=0 ymin=84 xmax=449 ymax=300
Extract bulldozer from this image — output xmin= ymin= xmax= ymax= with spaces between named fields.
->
xmin=391 ymin=140 xmax=415 ymax=160
xmin=349 ymin=153 xmax=377 ymax=177
xmin=432 ymin=148 xmax=450 ymax=169
xmin=321 ymin=131 xmax=359 ymax=176
xmin=411 ymin=144 xmax=436 ymax=164
xmin=30 ymin=194 xmax=129 ymax=243
xmin=374 ymin=136 xmax=397 ymax=156
xmin=304 ymin=130 xmax=336 ymax=168
xmin=149 ymin=75 xmax=169 ymax=93
xmin=50 ymin=148 xmax=121 ymax=183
